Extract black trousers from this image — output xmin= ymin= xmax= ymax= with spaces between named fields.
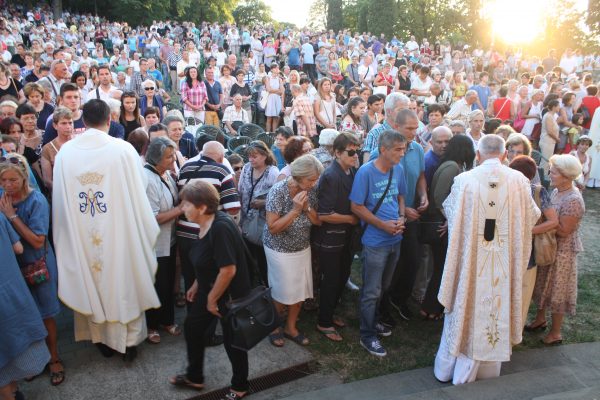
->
xmin=245 ymin=239 xmax=268 ymax=286
xmin=184 ymin=295 xmax=249 ymax=392
xmin=178 ymin=235 xmax=218 ymax=339
xmin=383 ymin=221 xmax=421 ymax=310
xmin=317 ymin=243 xmax=353 ymax=327
xmin=303 ymin=63 xmax=317 ymax=84
xmin=146 ymin=247 xmax=176 ymax=329
xmin=421 ymin=235 xmax=448 ymax=315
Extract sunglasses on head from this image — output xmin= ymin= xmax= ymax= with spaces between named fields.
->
xmin=0 ymin=156 xmax=25 ymax=166
xmin=343 ymin=149 xmax=358 ymax=157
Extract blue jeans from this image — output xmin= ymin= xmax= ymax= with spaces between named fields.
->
xmin=360 ymin=243 xmax=402 ymax=341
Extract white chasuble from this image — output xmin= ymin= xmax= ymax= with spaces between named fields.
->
xmin=587 ymin=110 xmax=600 ymax=183
xmin=53 ymin=128 xmax=160 ymax=350
xmin=438 ymin=158 xmax=540 ymax=363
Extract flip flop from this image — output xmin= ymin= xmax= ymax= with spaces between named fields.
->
xmin=284 ymin=331 xmax=310 ymax=346
xmin=316 ymin=326 xmax=343 ymax=342
xmin=161 ymin=324 xmax=182 ymax=336
xmin=541 ymin=337 xmax=563 ymax=346
xmin=49 ymin=359 xmax=65 ymax=386
xmin=169 ymin=374 xmax=205 ymax=391
xmin=147 ymin=330 xmax=161 ymax=344
xmin=268 ymin=330 xmax=284 ymax=347
xmin=332 ymin=316 xmax=346 ymax=328
xmin=524 ymin=321 xmax=548 ymax=332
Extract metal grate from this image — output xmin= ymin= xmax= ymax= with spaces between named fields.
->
xmin=187 ymin=362 xmax=314 ymax=400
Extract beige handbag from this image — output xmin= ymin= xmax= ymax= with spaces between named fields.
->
xmin=533 ymin=185 xmax=557 ymax=266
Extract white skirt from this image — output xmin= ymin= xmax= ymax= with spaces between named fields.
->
xmin=265 ymin=246 xmax=313 ymax=305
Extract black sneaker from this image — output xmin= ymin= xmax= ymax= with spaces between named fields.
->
xmin=379 ymin=314 xmax=396 ymax=328
xmin=95 ymin=343 xmax=115 ymax=358
xmin=389 ymin=298 xmax=413 ymax=321
xmin=375 ymin=322 xmax=392 ymax=337
xmin=122 ymin=346 xmax=138 ymax=363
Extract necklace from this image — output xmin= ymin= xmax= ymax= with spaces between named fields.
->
xmin=557 ymin=185 xmax=572 ymax=193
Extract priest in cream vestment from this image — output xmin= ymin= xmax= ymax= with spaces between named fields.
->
xmin=586 ymin=108 xmax=600 ymax=188
xmin=434 ymin=135 xmax=540 ymax=385
xmin=52 ymin=99 xmax=160 ymax=358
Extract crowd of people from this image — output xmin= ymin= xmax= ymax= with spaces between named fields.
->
xmin=0 ymin=4 xmax=597 ymax=400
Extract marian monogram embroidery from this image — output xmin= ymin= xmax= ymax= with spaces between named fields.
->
xmin=79 ymin=189 xmax=107 ymax=216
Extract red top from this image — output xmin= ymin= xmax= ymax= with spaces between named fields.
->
xmin=493 ymin=98 xmax=512 ymax=121
xmin=581 ymin=96 xmax=600 ymax=129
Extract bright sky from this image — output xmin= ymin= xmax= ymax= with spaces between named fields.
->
xmin=266 ymin=0 xmax=311 ymax=27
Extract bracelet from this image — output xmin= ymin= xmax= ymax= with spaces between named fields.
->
xmin=8 ymin=214 xmax=18 ymax=220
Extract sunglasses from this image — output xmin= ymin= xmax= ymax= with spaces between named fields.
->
xmin=0 ymin=156 xmax=25 ymax=166
xmin=343 ymin=149 xmax=358 ymax=157
xmin=233 ymin=166 xmax=243 ymax=172
xmin=144 ymin=87 xmax=155 ymax=90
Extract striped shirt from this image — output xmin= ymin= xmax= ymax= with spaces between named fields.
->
xmin=176 ymin=156 xmax=241 ymax=238
xmin=167 ymin=51 xmax=183 ymax=68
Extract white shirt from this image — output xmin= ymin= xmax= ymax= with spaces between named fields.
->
xmin=357 ymin=64 xmax=375 ymax=87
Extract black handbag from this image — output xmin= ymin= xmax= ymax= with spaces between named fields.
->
xmin=224 ymin=286 xmax=281 ymax=352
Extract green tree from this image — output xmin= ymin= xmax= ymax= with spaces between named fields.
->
xmin=327 ymin=0 xmax=344 ymax=32
xmin=232 ymin=0 xmax=273 ymax=27
xmin=366 ymin=0 xmax=397 ymax=38
xmin=587 ymin=0 xmax=600 ymax=32
xmin=308 ymin=0 xmax=328 ymax=31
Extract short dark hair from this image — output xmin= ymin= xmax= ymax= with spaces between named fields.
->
xmin=16 ymin=103 xmax=37 ymax=118
xmin=587 ymin=85 xmax=598 ymax=96
xmin=283 ymin=136 xmax=311 ymax=164
xmin=378 ymin=129 xmax=406 ymax=153
xmin=148 ymin=123 xmax=168 ymax=137
xmin=82 ymin=99 xmax=111 ymax=128
xmin=367 ymin=95 xmax=382 ymax=106
xmin=195 ymin=134 xmax=214 ymax=152
xmin=180 ymin=180 xmax=220 ymax=215
xmin=332 ymin=132 xmax=360 ymax=154
xmin=59 ymin=82 xmax=79 ymax=97
xmin=144 ymin=106 xmax=160 ymax=118
xmin=275 ymin=126 xmax=293 ymax=139
xmin=509 ymin=155 xmax=537 ymax=180
xmin=427 ymin=103 xmax=445 ymax=116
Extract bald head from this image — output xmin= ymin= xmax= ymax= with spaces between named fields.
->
xmin=202 ymin=141 xmax=225 ymax=163
xmin=431 ymin=126 xmax=452 ymax=156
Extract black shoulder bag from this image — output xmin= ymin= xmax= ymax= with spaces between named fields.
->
xmin=208 ymin=216 xmax=280 ymax=352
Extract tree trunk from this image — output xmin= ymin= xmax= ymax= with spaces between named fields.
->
xmin=52 ymin=0 xmax=62 ymax=21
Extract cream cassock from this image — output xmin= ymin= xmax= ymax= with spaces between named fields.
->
xmin=52 ymin=128 xmax=160 ymax=353
xmin=434 ymin=158 xmax=540 ymax=385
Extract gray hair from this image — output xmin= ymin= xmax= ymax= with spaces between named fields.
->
xmin=448 ymin=120 xmax=466 ymax=128
xmin=468 ymin=109 xmax=484 ymax=122
xmin=431 ymin=126 xmax=452 ymax=140
xmin=106 ymin=98 xmax=121 ymax=114
xmin=165 ymin=109 xmax=185 ymax=121
xmin=384 ymin=92 xmax=410 ymax=114
xmin=465 ymin=90 xmax=478 ymax=100
xmin=163 ymin=114 xmax=184 ymax=128
xmin=145 ymin=136 xmax=176 ymax=166
xmin=290 ymin=154 xmax=324 ymax=180
xmin=477 ymin=134 xmax=505 ymax=157
xmin=549 ymin=154 xmax=582 ymax=181
xmin=378 ymin=129 xmax=406 ymax=152
xmin=393 ymin=109 xmax=418 ymax=127
xmin=52 ymin=106 xmax=73 ymax=123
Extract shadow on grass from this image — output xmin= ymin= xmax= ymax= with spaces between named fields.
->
xmin=294 ymin=188 xmax=600 ymax=383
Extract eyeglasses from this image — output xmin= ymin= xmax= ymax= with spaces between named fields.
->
xmin=343 ymin=149 xmax=358 ymax=157
xmin=144 ymin=87 xmax=155 ymax=90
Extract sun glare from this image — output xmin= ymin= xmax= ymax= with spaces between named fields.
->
xmin=488 ymin=0 xmax=546 ymax=44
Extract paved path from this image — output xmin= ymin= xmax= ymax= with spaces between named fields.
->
xmin=22 ymin=306 xmax=315 ymax=400
xmin=279 ymin=342 xmax=600 ymax=400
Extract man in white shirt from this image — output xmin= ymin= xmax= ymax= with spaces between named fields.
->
xmin=358 ymin=55 xmax=376 ymax=88
xmin=301 ymin=37 xmax=316 ymax=83
xmin=86 ymin=65 xmax=122 ymax=103
xmin=446 ymin=90 xmax=478 ymax=123
xmin=405 ymin=35 xmax=419 ymax=53
xmin=222 ymin=94 xmax=250 ymax=135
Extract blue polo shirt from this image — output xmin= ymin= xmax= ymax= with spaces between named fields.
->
xmin=470 ymin=84 xmax=491 ymax=110
xmin=370 ymin=139 xmax=424 ymax=208
xmin=424 ymin=150 xmax=441 ymax=188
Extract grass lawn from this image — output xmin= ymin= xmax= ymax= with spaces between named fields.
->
xmin=295 ymin=188 xmax=600 ymax=383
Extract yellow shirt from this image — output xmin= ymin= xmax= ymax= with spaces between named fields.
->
xmin=339 ymin=58 xmax=350 ymax=76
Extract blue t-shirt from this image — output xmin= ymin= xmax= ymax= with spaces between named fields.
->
xmin=349 ymin=161 xmax=407 ymax=247
xmin=288 ymin=48 xmax=301 ymax=66
xmin=204 ymin=80 xmax=223 ymax=106
xmin=470 ymin=84 xmax=491 ymax=110
xmin=370 ymin=140 xmax=425 ymax=208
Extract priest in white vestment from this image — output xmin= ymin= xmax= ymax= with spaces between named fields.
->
xmin=434 ymin=134 xmax=540 ymax=385
xmin=586 ymin=108 xmax=600 ymax=188
xmin=52 ymin=99 xmax=160 ymax=360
